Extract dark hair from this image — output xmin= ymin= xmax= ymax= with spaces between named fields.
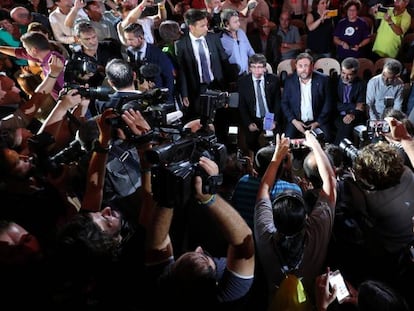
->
xmin=342 ymin=57 xmax=359 ymax=73
xmin=105 ymin=58 xmax=134 ymax=89
xmin=124 ymin=22 xmax=145 ymax=38
xmin=358 ymin=280 xmax=410 ymax=311
xmin=55 ymin=213 xmax=120 ymax=268
xmin=272 ymin=190 xmax=307 ymax=270
xmin=0 ymin=9 xmax=12 ymax=22
xmin=248 ymin=53 xmax=267 ymax=67
xmin=74 ymin=21 xmax=96 ymax=37
xmin=20 ymin=32 xmax=50 ymax=51
xmin=159 ymin=20 xmax=182 ymax=43
xmin=220 ymin=9 xmax=238 ymax=26
xmin=165 ymin=252 xmax=218 ymax=308
xmin=296 ymin=52 xmax=314 ymax=64
xmin=343 ymin=0 xmax=361 ymax=12
xmin=27 ymin=21 xmax=50 ymax=36
xmin=272 ymin=190 xmax=307 ymax=236
xmin=383 ymin=58 xmax=402 ymax=76
xmin=184 ymin=8 xmax=208 ymax=26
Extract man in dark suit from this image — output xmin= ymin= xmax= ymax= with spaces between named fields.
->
xmin=238 ymin=53 xmax=282 ymax=154
xmin=175 ymin=8 xmax=230 ymax=123
xmin=334 ymin=57 xmax=367 ymax=145
xmin=122 ymin=22 xmax=175 ymax=104
xmin=281 ymin=52 xmax=334 ymax=142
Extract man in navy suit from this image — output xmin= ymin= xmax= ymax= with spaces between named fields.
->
xmin=122 ymin=22 xmax=175 ymax=104
xmin=238 ymin=53 xmax=282 ymax=154
xmin=281 ymin=52 xmax=334 ymax=142
xmin=175 ymin=9 xmax=230 ymax=123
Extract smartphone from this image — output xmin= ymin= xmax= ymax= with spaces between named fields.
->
xmin=263 ymin=112 xmax=274 ymax=131
xmin=326 ymin=9 xmax=338 ymax=17
xmin=378 ymin=6 xmax=388 ymax=13
xmin=329 ymin=270 xmax=350 ymax=304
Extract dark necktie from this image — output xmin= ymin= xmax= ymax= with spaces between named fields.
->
xmin=196 ymin=39 xmax=211 ymax=84
xmin=256 ymin=79 xmax=265 ymax=117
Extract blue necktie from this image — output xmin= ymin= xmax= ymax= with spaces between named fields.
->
xmin=256 ymin=79 xmax=265 ymax=117
xmin=196 ymin=39 xmax=211 ymax=84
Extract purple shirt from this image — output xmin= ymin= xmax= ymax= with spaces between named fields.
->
xmin=334 ymin=17 xmax=371 ymax=60
xmin=15 ymin=48 xmax=65 ymax=99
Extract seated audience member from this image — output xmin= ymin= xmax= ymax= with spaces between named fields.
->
xmin=366 ymin=58 xmax=404 ymax=120
xmin=281 ymin=52 xmax=334 ymax=142
xmin=277 ymin=11 xmax=304 ymax=61
xmin=238 ymin=53 xmax=282 ymax=156
xmin=333 ymin=0 xmax=371 ymax=62
xmin=248 ymin=16 xmax=280 ymax=72
xmin=255 ymin=132 xmax=336 ymax=304
xmin=334 ymin=57 xmax=367 ymax=145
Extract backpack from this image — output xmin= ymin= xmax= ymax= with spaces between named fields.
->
xmin=104 ymin=141 xmax=142 ymax=203
xmin=268 ymin=274 xmax=313 ymax=311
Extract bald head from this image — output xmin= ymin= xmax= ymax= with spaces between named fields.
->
xmin=10 ymin=6 xmax=32 ymax=25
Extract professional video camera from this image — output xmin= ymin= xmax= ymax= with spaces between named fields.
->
xmin=352 ymin=119 xmax=390 ymax=148
xmin=145 ymin=129 xmax=227 ymax=209
xmin=106 ymin=88 xmax=177 ymax=142
xmin=62 ymin=54 xmax=113 ymax=101
xmin=28 ymin=133 xmax=88 ymax=177
xmin=142 ymin=89 xmax=229 ymax=208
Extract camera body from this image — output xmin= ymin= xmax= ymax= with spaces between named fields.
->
xmin=146 ymin=130 xmax=227 ymax=208
xmin=378 ymin=6 xmax=388 ymax=13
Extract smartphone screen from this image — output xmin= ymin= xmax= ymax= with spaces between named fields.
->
xmin=263 ymin=112 xmax=274 ymax=131
xmin=329 ymin=270 xmax=350 ymax=304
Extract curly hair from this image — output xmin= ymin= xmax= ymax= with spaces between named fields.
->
xmin=354 ymin=142 xmax=404 ymax=190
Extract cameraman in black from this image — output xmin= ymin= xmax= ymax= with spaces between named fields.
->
xmin=68 ymin=21 xmax=123 ymax=87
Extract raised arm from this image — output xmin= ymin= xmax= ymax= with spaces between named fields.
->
xmin=34 ymin=54 xmax=64 ymax=95
xmin=257 ymin=133 xmax=290 ymax=201
xmin=303 ymin=130 xmax=337 ymax=206
xmin=385 ymin=116 xmax=414 ymax=167
xmin=195 ymin=157 xmax=255 ymax=276
xmin=64 ymin=0 xmax=85 ymax=28
xmin=81 ymin=109 xmax=115 ymax=212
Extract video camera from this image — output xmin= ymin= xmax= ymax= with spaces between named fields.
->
xmin=352 ymin=119 xmax=390 ymax=148
xmin=63 ymin=53 xmax=113 ymax=101
xmin=28 ymin=132 xmax=88 ymax=177
xmin=145 ymin=128 xmax=227 ymax=209
xmin=105 ymin=88 xmax=176 ymax=142
xmin=63 ymin=83 xmax=113 ymax=101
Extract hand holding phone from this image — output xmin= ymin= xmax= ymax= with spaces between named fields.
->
xmin=329 ymin=270 xmax=350 ymax=304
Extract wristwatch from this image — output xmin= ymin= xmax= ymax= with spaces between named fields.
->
xmin=92 ymin=139 xmax=111 ymax=153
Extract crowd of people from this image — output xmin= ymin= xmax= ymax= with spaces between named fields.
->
xmin=0 ymin=0 xmax=414 ymax=309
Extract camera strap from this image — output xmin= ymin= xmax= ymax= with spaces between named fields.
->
xmin=66 ymin=111 xmax=82 ymax=136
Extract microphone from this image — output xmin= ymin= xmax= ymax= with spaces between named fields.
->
xmin=165 ymin=110 xmax=183 ymax=125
